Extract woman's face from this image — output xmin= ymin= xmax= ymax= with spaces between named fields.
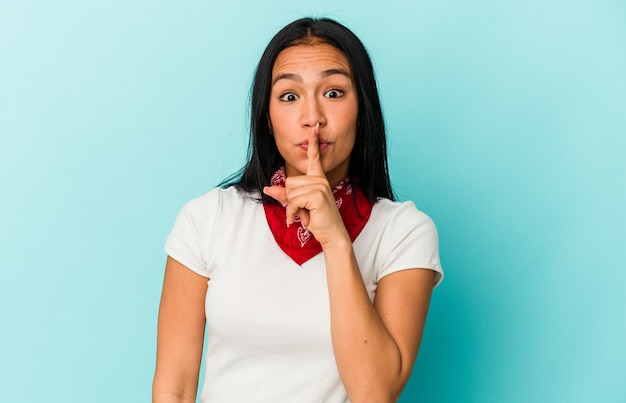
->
xmin=268 ymin=43 xmax=358 ymax=187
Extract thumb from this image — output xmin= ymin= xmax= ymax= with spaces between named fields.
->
xmin=263 ymin=185 xmax=287 ymax=204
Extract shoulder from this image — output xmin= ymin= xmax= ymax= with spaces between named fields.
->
xmin=371 ymin=198 xmax=438 ymax=234
xmin=165 ymin=186 xmax=261 ymax=277
xmin=367 ymin=198 xmax=443 ymax=286
xmin=180 ymin=186 xmax=259 ymax=218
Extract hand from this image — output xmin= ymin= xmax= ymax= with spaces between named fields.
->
xmin=264 ymin=124 xmax=349 ymax=247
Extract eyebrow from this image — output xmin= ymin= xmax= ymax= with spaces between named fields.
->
xmin=321 ymin=68 xmax=351 ymax=79
xmin=272 ymin=68 xmax=352 ymax=86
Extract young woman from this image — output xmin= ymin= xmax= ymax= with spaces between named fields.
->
xmin=153 ymin=17 xmax=443 ymax=403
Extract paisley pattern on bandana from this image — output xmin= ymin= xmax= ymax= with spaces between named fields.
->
xmin=263 ymin=166 xmax=374 ymax=265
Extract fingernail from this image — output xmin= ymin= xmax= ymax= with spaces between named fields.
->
xmin=286 ymin=218 xmax=290 ymax=228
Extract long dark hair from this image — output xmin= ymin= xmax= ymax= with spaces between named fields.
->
xmin=222 ymin=17 xmax=394 ymax=203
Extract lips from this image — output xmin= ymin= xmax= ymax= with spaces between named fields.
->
xmin=300 ymin=140 xmax=330 ymax=152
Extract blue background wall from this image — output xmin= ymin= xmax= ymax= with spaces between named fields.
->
xmin=1 ymin=1 xmax=625 ymax=402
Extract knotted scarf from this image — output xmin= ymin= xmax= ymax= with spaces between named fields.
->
xmin=263 ymin=167 xmax=374 ymax=265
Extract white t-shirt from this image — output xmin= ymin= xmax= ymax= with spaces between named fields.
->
xmin=165 ymin=186 xmax=443 ymax=403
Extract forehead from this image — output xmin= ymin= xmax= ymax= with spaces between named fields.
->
xmin=271 ymin=44 xmax=352 ymax=76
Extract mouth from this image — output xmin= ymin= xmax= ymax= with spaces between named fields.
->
xmin=300 ymin=140 xmax=330 ymax=152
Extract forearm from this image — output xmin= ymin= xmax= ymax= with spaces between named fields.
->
xmin=323 ymin=238 xmax=404 ymax=403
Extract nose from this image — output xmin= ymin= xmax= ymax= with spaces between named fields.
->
xmin=300 ymin=96 xmax=325 ymax=128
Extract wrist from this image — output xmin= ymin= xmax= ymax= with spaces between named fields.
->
xmin=320 ymin=230 xmax=352 ymax=253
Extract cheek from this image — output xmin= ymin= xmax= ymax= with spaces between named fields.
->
xmin=338 ymin=100 xmax=358 ymax=130
xmin=344 ymin=136 xmax=357 ymax=155
xmin=273 ymin=135 xmax=290 ymax=155
xmin=269 ymin=104 xmax=294 ymax=128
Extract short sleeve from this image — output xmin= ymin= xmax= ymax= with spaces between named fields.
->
xmin=164 ymin=189 xmax=221 ymax=278
xmin=377 ymin=202 xmax=443 ymax=287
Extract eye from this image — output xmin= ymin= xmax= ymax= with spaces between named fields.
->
xmin=279 ymin=92 xmax=298 ymax=102
xmin=324 ymin=89 xmax=344 ymax=98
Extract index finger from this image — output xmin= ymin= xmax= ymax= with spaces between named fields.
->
xmin=306 ymin=122 xmax=324 ymax=176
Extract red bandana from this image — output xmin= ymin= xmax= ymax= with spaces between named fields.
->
xmin=263 ymin=167 xmax=375 ymax=265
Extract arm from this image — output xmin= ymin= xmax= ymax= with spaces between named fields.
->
xmin=324 ymin=240 xmax=435 ymax=402
xmin=264 ymin=126 xmax=436 ymax=402
xmin=153 ymin=257 xmax=208 ymax=403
